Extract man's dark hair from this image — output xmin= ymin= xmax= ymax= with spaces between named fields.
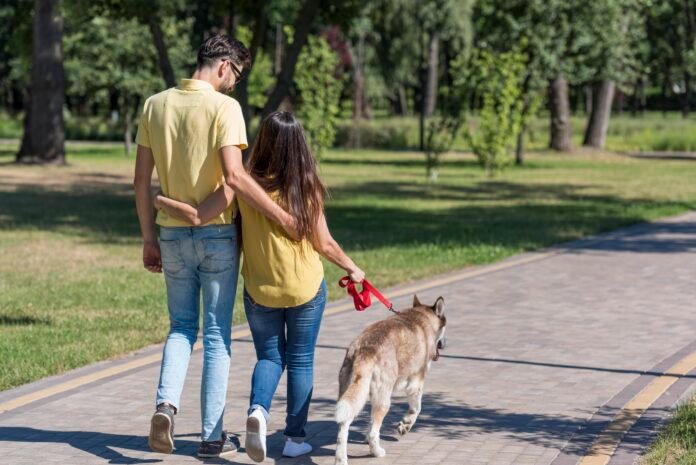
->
xmin=197 ymin=35 xmax=251 ymax=71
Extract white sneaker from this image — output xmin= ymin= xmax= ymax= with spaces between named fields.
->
xmin=245 ymin=409 xmax=267 ymax=463
xmin=282 ymin=438 xmax=312 ymax=457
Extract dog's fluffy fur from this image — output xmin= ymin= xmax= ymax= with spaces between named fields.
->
xmin=334 ymin=295 xmax=447 ymax=465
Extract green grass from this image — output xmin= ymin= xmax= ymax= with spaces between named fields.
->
xmin=335 ymin=111 xmax=696 ymax=153
xmin=642 ymin=397 xmax=696 ymax=464
xmin=4 ymin=111 xmax=696 ymax=153
xmin=2 ymin=143 xmax=696 ymax=391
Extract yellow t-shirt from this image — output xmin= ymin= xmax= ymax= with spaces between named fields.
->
xmin=135 ymin=78 xmax=248 ymax=227
xmin=238 ymin=194 xmax=324 ymax=308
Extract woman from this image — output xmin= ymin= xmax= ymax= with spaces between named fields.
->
xmin=154 ymin=111 xmax=364 ymax=462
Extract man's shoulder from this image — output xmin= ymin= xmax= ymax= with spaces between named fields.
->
xmin=210 ymin=93 xmax=242 ymax=111
xmin=145 ymin=88 xmax=175 ymax=107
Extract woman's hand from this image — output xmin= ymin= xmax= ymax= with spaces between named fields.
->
xmin=152 ymin=190 xmax=163 ymax=211
xmin=348 ymin=266 xmax=365 ymax=283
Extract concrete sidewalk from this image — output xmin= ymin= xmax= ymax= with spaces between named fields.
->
xmin=2 ymin=213 xmax=696 ymax=465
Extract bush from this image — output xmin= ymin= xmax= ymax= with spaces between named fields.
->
xmin=465 ymin=47 xmax=526 ymax=177
xmin=334 ymin=118 xmax=420 ymax=150
xmin=64 ymin=117 xmax=122 ymax=141
xmin=295 ymin=36 xmax=343 ymax=157
xmin=0 ymin=112 xmax=22 ymax=139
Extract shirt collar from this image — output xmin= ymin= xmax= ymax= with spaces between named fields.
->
xmin=179 ymin=79 xmax=215 ymax=92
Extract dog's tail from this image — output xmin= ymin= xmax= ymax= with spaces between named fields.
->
xmin=335 ymin=359 xmax=373 ymax=425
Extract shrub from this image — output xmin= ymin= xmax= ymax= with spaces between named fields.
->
xmin=465 ymin=48 xmax=526 ymax=177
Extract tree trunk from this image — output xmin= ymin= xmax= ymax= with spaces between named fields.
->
xmin=515 ymin=75 xmax=532 ymax=165
xmin=260 ymin=0 xmax=320 ymax=119
xmin=583 ymin=80 xmax=615 ymax=149
xmin=683 ymin=71 xmax=691 ymax=118
xmin=683 ymin=0 xmax=694 ymax=118
xmin=661 ymin=71 xmax=669 ymax=115
xmin=398 ymin=86 xmax=408 ymax=116
xmin=549 ymin=75 xmax=573 ymax=152
xmin=616 ymin=89 xmax=624 ymax=114
xmin=236 ymin=0 xmax=266 ymax=123
xmin=17 ymin=0 xmax=65 ymax=164
xmin=274 ymin=23 xmax=283 ymax=75
xmin=124 ymin=108 xmax=132 ymax=156
xmin=515 ymin=130 xmax=525 ymax=166
xmin=148 ymin=15 xmax=176 ymax=88
xmin=348 ymin=40 xmax=364 ymax=148
xmin=424 ymin=31 xmax=439 ymax=117
xmin=584 ymin=85 xmax=593 ymax=115
xmin=192 ymin=0 xmax=210 ymax=49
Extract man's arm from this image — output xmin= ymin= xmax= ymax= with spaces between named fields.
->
xmin=134 ymin=144 xmax=161 ymax=273
xmin=220 ymin=145 xmax=299 ymax=240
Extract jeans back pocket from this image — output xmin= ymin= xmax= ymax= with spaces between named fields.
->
xmin=199 ymin=237 xmax=238 ymax=273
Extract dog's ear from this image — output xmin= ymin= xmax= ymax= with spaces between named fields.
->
xmin=433 ymin=297 xmax=445 ymax=317
xmin=413 ymin=294 xmax=422 ymax=307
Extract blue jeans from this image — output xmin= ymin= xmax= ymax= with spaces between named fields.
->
xmin=244 ymin=280 xmax=327 ymax=439
xmin=156 ymin=224 xmax=240 ymax=442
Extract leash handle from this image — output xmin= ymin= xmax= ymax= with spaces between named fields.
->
xmin=339 ymin=276 xmax=395 ymax=312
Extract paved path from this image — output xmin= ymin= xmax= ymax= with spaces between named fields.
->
xmin=2 ymin=213 xmax=696 ymax=465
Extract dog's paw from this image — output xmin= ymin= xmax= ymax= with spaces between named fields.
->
xmin=397 ymin=421 xmax=412 ymax=435
xmin=335 ymin=455 xmax=349 ymax=465
xmin=370 ymin=446 xmax=386 ymax=458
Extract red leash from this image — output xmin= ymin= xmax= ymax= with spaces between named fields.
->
xmin=338 ymin=276 xmax=398 ymax=313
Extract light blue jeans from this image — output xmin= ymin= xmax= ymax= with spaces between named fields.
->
xmin=244 ymin=280 xmax=327 ymax=439
xmin=155 ymin=224 xmax=239 ymax=442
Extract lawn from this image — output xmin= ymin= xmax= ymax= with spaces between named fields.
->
xmin=2 ymin=143 xmax=696 ymax=391
xmin=641 ymin=397 xmax=696 ymax=464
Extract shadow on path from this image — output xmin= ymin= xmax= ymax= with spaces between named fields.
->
xmin=0 ymin=427 xmax=240 ymax=464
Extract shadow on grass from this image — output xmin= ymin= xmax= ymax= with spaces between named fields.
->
xmin=1 ymin=165 xmax=695 ymax=254
xmin=0 ymin=315 xmax=50 ymax=326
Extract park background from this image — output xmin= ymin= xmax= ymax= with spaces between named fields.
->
xmin=2 ymin=2 xmax=696 ymax=458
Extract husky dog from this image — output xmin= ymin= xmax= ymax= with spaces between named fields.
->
xmin=334 ymin=295 xmax=447 ymax=465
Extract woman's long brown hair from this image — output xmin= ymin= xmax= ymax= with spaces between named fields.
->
xmin=246 ymin=111 xmax=327 ymax=240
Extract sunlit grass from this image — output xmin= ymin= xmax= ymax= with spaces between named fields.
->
xmin=641 ymin=397 xmax=696 ymax=465
xmin=1 ymin=142 xmax=696 ymax=390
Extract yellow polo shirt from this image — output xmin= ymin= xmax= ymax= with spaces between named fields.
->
xmin=136 ymin=78 xmax=247 ymax=227
xmin=238 ymin=194 xmax=325 ymax=308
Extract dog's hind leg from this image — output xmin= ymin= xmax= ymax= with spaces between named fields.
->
xmin=335 ymin=420 xmax=350 ymax=465
xmin=368 ymin=385 xmax=392 ymax=458
xmin=398 ymin=381 xmax=423 ymax=435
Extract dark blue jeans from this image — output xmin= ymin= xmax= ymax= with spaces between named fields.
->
xmin=243 ymin=280 xmax=327 ymax=439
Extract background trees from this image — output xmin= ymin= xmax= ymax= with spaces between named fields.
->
xmin=17 ymin=0 xmax=65 ymax=164
xmin=1 ymin=0 xmax=694 ymax=169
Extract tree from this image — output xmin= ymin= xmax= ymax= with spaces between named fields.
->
xmin=473 ymin=0 xmax=568 ymax=161
xmin=465 ymin=48 xmax=526 ymax=177
xmin=63 ymin=16 xmax=165 ymax=155
xmin=88 ymin=0 xmax=186 ymax=88
xmin=259 ymin=0 xmax=321 ymax=119
xmin=295 ymin=36 xmax=343 ymax=157
xmin=17 ymin=0 xmax=65 ymax=164
xmin=549 ymin=75 xmax=573 ymax=151
xmin=424 ymin=55 xmax=468 ymax=180
xmin=580 ymin=0 xmax=645 ymax=149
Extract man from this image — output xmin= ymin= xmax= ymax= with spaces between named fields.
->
xmin=133 ymin=35 xmax=296 ymax=458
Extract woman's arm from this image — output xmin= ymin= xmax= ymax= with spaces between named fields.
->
xmin=154 ymin=185 xmax=234 ymax=226
xmin=311 ymin=212 xmax=365 ymax=283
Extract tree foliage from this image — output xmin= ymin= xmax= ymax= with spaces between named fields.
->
xmin=465 ymin=48 xmax=526 ymax=177
xmin=295 ymin=35 xmax=343 ymax=157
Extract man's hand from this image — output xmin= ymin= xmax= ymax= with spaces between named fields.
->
xmin=143 ymin=241 xmax=162 ymax=273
